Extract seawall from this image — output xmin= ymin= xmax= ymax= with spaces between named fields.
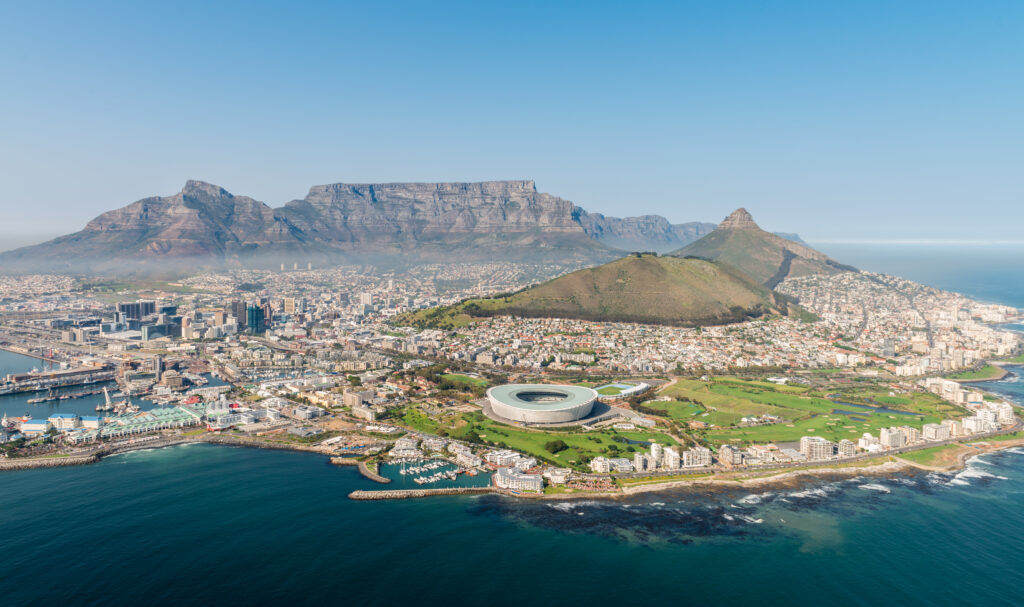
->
xmin=0 ymin=455 xmax=98 ymax=470
xmin=349 ymin=487 xmax=496 ymax=500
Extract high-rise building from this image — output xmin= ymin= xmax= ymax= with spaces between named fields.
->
xmin=247 ymin=305 xmax=266 ymax=334
xmin=662 ymin=447 xmax=681 ymax=470
xmin=650 ymin=441 xmax=664 ymax=464
xmin=117 ymin=300 xmax=156 ymax=320
xmin=799 ymin=436 xmax=835 ymax=460
xmin=682 ymin=446 xmax=712 ymax=467
xmin=718 ymin=444 xmax=743 ymax=466
xmin=879 ymin=427 xmax=907 ymax=449
xmin=283 ymin=297 xmax=306 ymax=315
xmin=230 ymin=301 xmax=248 ymax=329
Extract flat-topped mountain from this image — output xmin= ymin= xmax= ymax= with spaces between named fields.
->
xmin=671 ymin=208 xmax=855 ymax=287
xmin=401 ymin=254 xmax=807 ymax=329
xmin=0 ymin=180 xmax=727 ymax=273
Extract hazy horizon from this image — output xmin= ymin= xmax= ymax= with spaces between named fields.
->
xmin=2 ymin=1 xmax=1022 ymax=243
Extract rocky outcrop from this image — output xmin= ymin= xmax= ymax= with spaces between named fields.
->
xmin=672 ymin=208 xmax=856 ymax=287
xmin=717 ymin=208 xmax=761 ymax=230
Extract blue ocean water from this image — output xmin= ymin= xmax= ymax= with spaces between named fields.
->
xmin=0 ymin=349 xmax=228 ymax=420
xmin=3 ymin=245 xmax=1024 ymax=606
xmin=812 ymin=243 xmax=1024 ymax=308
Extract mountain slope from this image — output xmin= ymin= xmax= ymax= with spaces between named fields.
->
xmin=670 ymin=209 xmax=855 ymax=287
xmin=401 ymin=254 xmax=803 ymax=328
xmin=0 ymin=180 xmax=725 ymax=273
xmin=0 ymin=181 xmax=314 ymax=273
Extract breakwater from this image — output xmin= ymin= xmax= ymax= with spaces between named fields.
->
xmin=359 ymin=460 xmax=390 ymax=483
xmin=348 ymin=487 xmax=496 ymax=500
xmin=330 ymin=457 xmax=391 ymax=483
xmin=0 ymin=454 xmax=98 ymax=470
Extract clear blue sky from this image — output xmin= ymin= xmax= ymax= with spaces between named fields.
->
xmin=1 ymin=0 xmax=1022 ymax=247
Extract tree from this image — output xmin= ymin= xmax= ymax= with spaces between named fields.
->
xmin=545 ymin=439 xmax=568 ymax=454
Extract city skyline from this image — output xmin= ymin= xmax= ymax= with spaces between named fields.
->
xmin=2 ymin=1 xmax=1023 ymax=246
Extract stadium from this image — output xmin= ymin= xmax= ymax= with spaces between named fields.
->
xmin=485 ymin=384 xmax=598 ymax=424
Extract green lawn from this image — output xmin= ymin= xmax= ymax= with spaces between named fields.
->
xmin=658 ymin=376 xmax=949 ymax=447
xmin=829 ymin=388 xmax=959 ymax=417
xmin=704 ymin=410 xmax=934 ymax=446
xmin=898 ymin=444 xmax=962 ymax=466
xmin=712 ymin=377 xmax=809 ymax=394
xmin=946 ymin=365 xmax=1005 ymax=381
xmin=660 ymin=379 xmax=788 ymax=425
xmin=985 ymin=430 xmax=1024 ymax=443
xmin=403 ymin=407 xmax=675 ymax=468
xmin=644 ymin=400 xmax=705 ymax=421
xmin=398 ymin=407 xmax=445 ymax=434
xmin=618 ymin=472 xmax=714 ymax=487
xmin=597 ymin=386 xmax=624 ymax=395
xmin=1000 ymin=353 xmax=1024 ymax=364
xmin=441 ymin=373 xmax=489 ymax=388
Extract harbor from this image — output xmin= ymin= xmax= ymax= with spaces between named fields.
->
xmin=378 ymin=458 xmax=493 ymax=491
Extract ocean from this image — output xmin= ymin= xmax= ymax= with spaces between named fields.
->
xmin=3 ymin=244 xmax=1024 ymax=606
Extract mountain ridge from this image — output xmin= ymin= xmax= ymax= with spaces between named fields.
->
xmin=0 ymin=181 xmax=806 ymax=274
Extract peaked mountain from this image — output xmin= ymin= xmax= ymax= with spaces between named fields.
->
xmin=670 ymin=208 xmax=855 ymax=287
xmin=0 ymin=180 xmax=726 ymax=273
xmin=401 ymin=253 xmax=807 ymax=329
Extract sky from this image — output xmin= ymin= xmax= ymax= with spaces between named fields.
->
xmin=1 ymin=0 xmax=1022 ymax=249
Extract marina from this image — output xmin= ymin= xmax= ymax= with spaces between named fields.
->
xmin=396 ymin=458 xmax=470 ymax=485
xmin=379 ymin=458 xmax=492 ymax=491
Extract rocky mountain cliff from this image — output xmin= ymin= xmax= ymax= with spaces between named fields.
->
xmin=0 ymin=181 xmax=804 ymax=274
xmin=0 ymin=180 xmax=720 ymax=273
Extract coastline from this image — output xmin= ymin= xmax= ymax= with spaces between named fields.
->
xmin=0 ymin=344 xmax=58 ymax=362
xmin=0 ymin=434 xmax=342 ymax=473
xmin=949 ymin=365 xmax=1010 ymax=383
xmin=5 ymin=424 xmax=1024 ymax=501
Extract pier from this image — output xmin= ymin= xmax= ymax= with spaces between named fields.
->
xmin=0 ymin=344 xmax=59 ymax=362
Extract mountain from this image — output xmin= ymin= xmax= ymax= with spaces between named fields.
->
xmin=670 ymin=209 xmax=855 ymax=287
xmin=400 ymin=254 xmax=808 ymax=329
xmin=575 ymin=213 xmax=715 ymax=253
xmin=0 ymin=180 xmax=726 ymax=273
xmin=0 ymin=181 xmax=315 ymax=273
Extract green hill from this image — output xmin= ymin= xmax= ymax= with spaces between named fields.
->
xmin=671 ymin=208 xmax=855 ymax=287
xmin=399 ymin=254 xmax=809 ymax=329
